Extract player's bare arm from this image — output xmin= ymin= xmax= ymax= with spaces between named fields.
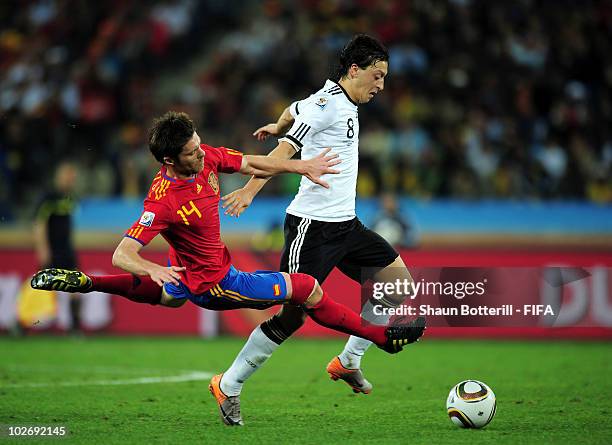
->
xmin=112 ymin=237 xmax=185 ymax=286
xmin=33 ymin=219 xmax=50 ymax=266
xmin=222 ymin=141 xmax=297 ymax=217
xmin=239 ymin=147 xmax=340 ymax=188
xmin=223 ymin=106 xmax=300 ymax=217
xmin=252 ymin=106 xmax=294 ymax=141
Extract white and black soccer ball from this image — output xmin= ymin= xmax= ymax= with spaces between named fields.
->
xmin=446 ymin=380 xmax=496 ymax=428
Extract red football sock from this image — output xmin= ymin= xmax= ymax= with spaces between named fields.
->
xmin=306 ymin=292 xmax=386 ymax=346
xmin=90 ymin=274 xmax=162 ymax=305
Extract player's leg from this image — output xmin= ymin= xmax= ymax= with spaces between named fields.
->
xmin=331 ymin=220 xmax=419 ymax=391
xmin=288 ymin=272 xmax=424 ymax=350
xmin=337 ymin=255 xmax=412 ymax=365
xmin=217 ymin=304 xmax=306 ymax=405
xmin=159 ymin=281 xmax=189 ymax=307
xmin=211 ymin=266 xmax=421 ymax=366
xmin=31 ymin=268 xmax=180 ymax=307
xmin=69 ymin=294 xmax=82 ymax=333
xmin=288 ymin=272 xmax=396 ymax=345
xmin=219 ymin=215 xmax=341 ymax=399
xmin=209 ymin=267 xmax=424 ymax=425
xmin=206 ymin=266 xmax=295 ymax=426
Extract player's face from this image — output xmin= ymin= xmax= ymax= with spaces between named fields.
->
xmin=355 ymin=60 xmax=388 ymax=104
xmin=175 ymin=132 xmax=205 ymax=176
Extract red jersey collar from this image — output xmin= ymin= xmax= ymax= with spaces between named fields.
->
xmin=161 ymin=165 xmax=197 ymax=183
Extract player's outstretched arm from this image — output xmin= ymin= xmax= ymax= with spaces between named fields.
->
xmin=112 ymin=237 xmax=185 ymax=286
xmin=239 ymin=148 xmax=341 ymax=188
xmin=252 ymin=106 xmax=294 ymax=141
xmin=222 ymin=107 xmax=295 ymax=218
xmin=222 ymin=141 xmax=297 ymax=217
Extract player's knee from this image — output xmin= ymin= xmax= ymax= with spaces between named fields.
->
xmin=374 ymin=258 xmax=413 ymax=307
xmin=303 ymin=281 xmax=323 ymax=308
xmin=288 ymin=273 xmax=319 ymax=307
xmin=160 ymin=288 xmax=186 ymax=308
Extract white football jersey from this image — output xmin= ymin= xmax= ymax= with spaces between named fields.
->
xmin=281 ymin=79 xmax=359 ymax=222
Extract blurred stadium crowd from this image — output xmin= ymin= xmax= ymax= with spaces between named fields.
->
xmin=1 ymin=0 xmax=611 ymax=221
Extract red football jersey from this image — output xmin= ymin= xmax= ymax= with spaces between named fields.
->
xmin=125 ymin=144 xmax=243 ymax=294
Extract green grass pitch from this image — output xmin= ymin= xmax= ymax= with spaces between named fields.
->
xmin=0 ymin=336 xmax=610 ymax=444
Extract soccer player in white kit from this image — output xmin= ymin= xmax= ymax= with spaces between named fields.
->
xmin=212 ymin=34 xmax=423 ymax=425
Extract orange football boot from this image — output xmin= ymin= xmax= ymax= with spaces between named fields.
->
xmin=208 ymin=374 xmax=243 ymax=426
xmin=326 ymin=356 xmax=373 ymax=394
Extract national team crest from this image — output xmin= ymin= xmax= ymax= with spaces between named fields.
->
xmin=315 ymin=97 xmax=328 ymax=110
xmin=208 ymin=172 xmax=219 ymax=195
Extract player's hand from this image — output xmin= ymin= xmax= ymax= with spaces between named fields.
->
xmin=253 ymin=123 xmax=279 ymax=141
xmin=221 ymin=188 xmax=255 ymax=217
xmin=147 ymin=264 xmax=186 ymax=287
xmin=301 ymin=148 xmax=341 ymax=188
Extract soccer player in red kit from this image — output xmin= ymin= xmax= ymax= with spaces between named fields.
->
xmin=31 ymin=111 xmax=424 ymax=426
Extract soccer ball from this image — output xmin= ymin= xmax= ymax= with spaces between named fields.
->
xmin=446 ymin=380 xmax=496 ymax=428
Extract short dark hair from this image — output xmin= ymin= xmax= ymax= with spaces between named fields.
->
xmin=333 ymin=34 xmax=389 ymax=81
xmin=148 ymin=111 xmax=195 ymax=163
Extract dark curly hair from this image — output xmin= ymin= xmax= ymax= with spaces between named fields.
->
xmin=333 ymin=34 xmax=389 ymax=81
xmin=148 ymin=111 xmax=195 ymax=164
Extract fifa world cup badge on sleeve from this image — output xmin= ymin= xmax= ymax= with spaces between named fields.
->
xmin=139 ymin=211 xmax=156 ymax=227
xmin=315 ymin=97 xmax=328 ymax=110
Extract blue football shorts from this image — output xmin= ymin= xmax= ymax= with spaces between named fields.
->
xmin=163 ymin=265 xmax=289 ymax=310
